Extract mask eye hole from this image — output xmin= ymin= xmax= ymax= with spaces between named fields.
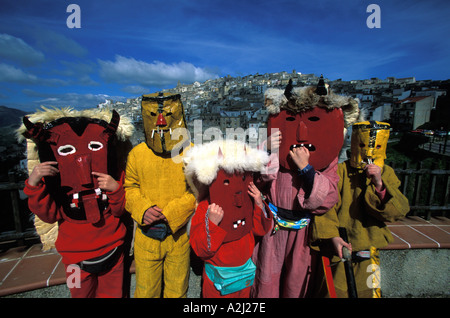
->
xmin=223 ymin=179 xmax=230 ymax=186
xmin=286 ymin=117 xmax=295 ymax=121
xmin=57 ymin=145 xmax=76 ymax=156
xmin=242 ymin=174 xmax=246 ymax=181
xmin=88 ymin=141 xmax=104 ymax=151
xmin=308 ymin=116 xmax=320 ymax=122
xmin=150 ymin=112 xmax=157 ymax=116
xmin=376 ymin=145 xmax=382 ymax=149
xmin=166 ymin=112 xmax=173 ymax=116
xmin=359 ymin=143 xmax=366 ymax=148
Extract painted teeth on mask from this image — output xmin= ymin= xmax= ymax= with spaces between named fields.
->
xmin=69 ymin=188 xmax=107 ymax=208
xmin=361 ymin=158 xmax=373 ymax=165
xmin=151 ymin=129 xmax=173 ymax=138
xmin=233 ymin=218 xmax=246 ymax=229
xmin=290 ymin=144 xmax=316 ymax=151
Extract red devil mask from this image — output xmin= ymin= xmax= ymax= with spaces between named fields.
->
xmin=23 ymin=111 xmax=120 ymax=224
xmin=208 ymin=169 xmax=254 ymax=243
xmin=268 ymin=107 xmax=344 ymax=171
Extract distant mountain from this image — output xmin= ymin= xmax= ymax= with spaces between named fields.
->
xmin=0 ymin=106 xmax=27 ymax=128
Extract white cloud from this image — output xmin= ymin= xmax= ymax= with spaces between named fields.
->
xmin=0 ymin=33 xmax=45 ymax=66
xmin=0 ymin=63 xmax=38 ymax=83
xmin=31 ymin=29 xmax=88 ymax=58
xmin=98 ymin=55 xmax=219 ymax=87
xmin=121 ymin=85 xmax=150 ymax=95
xmin=26 ymin=91 xmax=128 ymax=109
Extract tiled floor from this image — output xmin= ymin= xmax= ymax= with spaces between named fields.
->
xmin=0 ymin=216 xmax=449 ymax=297
xmin=0 ymin=243 xmax=136 ymax=297
xmin=0 ymin=244 xmax=66 ymax=297
xmin=384 ymin=216 xmax=450 ymax=249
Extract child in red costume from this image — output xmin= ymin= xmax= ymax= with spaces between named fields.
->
xmin=18 ymin=108 xmax=134 ymax=298
xmin=184 ymin=140 xmax=272 ymax=298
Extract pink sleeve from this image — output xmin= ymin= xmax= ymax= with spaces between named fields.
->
xmin=375 ymin=186 xmax=387 ymax=202
xmin=298 ymin=157 xmax=340 ymax=214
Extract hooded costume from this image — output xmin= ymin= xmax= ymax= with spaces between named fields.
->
xmin=124 ymin=92 xmax=196 ymax=298
xmin=184 ymin=139 xmax=273 ymax=297
xmin=311 ymin=121 xmax=409 ymax=298
xmin=251 ymin=77 xmax=362 ymax=298
xmin=18 ymin=107 xmax=134 ymax=297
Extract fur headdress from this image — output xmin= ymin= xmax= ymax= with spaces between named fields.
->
xmin=17 ymin=106 xmax=134 ymax=144
xmin=183 ymin=139 xmax=269 ymax=200
xmin=264 ymin=77 xmax=363 ymax=129
xmin=16 ymin=106 xmax=134 ymax=250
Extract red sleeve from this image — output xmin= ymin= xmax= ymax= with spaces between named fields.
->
xmin=23 ymin=179 xmax=61 ymax=224
xmin=107 ymin=171 xmax=126 ymax=217
xmin=252 ymin=201 xmax=273 ymax=237
xmin=189 ymin=200 xmax=227 ymax=260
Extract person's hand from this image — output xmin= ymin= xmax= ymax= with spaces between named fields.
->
xmin=365 ymin=164 xmax=383 ymax=191
xmin=330 ymin=237 xmax=352 ymax=259
xmin=208 ymin=203 xmax=224 ymax=226
xmin=28 ymin=161 xmax=59 ymax=186
xmin=267 ymin=130 xmax=282 ymax=153
xmin=142 ymin=205 xmax=167 ymax=225
xmin=289 ymin=145 xmax=310 ymax=170
xmin=248 ymin=182 xmax=264 ymax=210
xmin=92 ymin=172 xmax=119 ymax=192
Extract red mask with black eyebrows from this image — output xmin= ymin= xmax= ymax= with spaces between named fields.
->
xmin=23 ymin=110 xmax=120 ymax=224
xmin=267 ymin=105 xmax=344 ymax=171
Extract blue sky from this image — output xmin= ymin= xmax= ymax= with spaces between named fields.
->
xmin=1 ymin=0 xmax=449 ymax=112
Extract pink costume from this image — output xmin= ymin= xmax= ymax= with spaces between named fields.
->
xmin=251 ymin=77 xmax=361 ymax=298
xmin=251 ymin=155 xmax=339 ymax=297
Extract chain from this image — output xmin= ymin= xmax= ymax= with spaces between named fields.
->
xmin=205 ymin=207 xmax=211 ymax=251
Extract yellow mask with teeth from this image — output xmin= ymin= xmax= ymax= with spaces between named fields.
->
xmin=141 ymin=92 xmax=187 ymax=154
xmin=349 ymin=121 xmax=390 ymax=169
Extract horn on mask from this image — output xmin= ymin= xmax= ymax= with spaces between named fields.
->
xmin=22 ymin=116 xmax=46 ymax=141
xmin=104 ymin=110 xmax=120 ymax=137
xmin=284 ymin=78 xmax=293 ymax=99
xmin=316 ymin=74 xmax=328 ymax=96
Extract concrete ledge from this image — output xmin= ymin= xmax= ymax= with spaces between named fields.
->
xmin=380 ymin=248 xmax=450 ymax=298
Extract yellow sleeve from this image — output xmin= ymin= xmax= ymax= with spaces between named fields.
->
xmin=162 ymin=189 xmax=196 ymax=234
xmin=364 ymin=165 xmax=410 ymax=223
xmin=124 ymin=148 xmax=153 ymax=225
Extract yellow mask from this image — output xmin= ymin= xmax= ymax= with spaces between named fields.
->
xmin=350 ymin=121 xmax=390 ymax=169
xmin=141 ymin=92 xmax=187 ymax=154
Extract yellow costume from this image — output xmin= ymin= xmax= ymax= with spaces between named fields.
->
xmin=124 ymin=93 xmax=196 ymax=298
xmin=311 ymin=121 xmax=409 ymax=298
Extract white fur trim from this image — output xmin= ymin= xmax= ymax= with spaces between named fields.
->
xmin=16 ymin=106 xmax=134 ymax=142
xmin=183 ymin=139 xmax=269 ymax=191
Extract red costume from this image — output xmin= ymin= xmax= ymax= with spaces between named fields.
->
xmin=184 ymin=140 xmax=272 ymax=298
xmin=23 ymin=175 xmax=126 ymax=265
xmin=189 ymin=199 xmax=272 ymax=297
xmin=19 ymin=108 xmax=134 ymax=298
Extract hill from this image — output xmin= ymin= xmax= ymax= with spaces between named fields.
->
xmin=0 ymin=106 xmax=27 ymax=128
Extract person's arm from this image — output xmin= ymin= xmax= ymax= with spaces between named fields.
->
xmin=364 ymin=165 xmax=410 ymax=222
xmin=24 ymin=161 xmax=61 ymax=224
xmin=123 ymin=149 xmax=155 ymax=225
xmin=189 ymin=201 xmax=227 ymax=260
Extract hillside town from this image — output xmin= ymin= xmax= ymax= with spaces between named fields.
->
xmin=97 ymin=70 xmax=449 ymax=147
